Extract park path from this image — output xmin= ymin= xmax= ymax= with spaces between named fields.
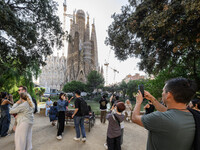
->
xmin=0 ymin=114 xmax=147 ymax=150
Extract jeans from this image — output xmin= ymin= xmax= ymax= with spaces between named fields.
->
xmin=74 ymin=116 xmax=86 ymax=138
xmin=45 ymin=107 xmax=50 ymax=116
xmin=0 ymin=113 xmax=10 ymax=137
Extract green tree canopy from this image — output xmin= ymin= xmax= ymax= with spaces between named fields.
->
xmin=86 ymin=70 xmax=104 ymax=92
xmin=119 ymin=80 xmax=128 ymax=98
xmin=63 ymin=81 xmax=86 ymax=93
xmin=106 ymin=0 xmax=200 ymax=87
xmin=0 ymin=0 xmax=65 ymax=92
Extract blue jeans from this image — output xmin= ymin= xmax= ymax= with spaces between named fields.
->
xmin=45 ymin=108 xmax=50 ymax=116
xmin=74 ymin=116 xmax=86 ymax=138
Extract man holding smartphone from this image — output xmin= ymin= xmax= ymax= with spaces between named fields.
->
xmin=132 ymin=78 xmax=197 ymax=150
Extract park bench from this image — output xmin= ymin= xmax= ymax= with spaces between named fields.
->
xmin=57 ymin=109 xmax=95 ymax=132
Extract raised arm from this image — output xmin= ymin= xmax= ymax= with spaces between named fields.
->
xmin=132 ymin=91 xmax=144 ymax=127
xmin=144 ymin=91 xmax=167 ymax=112
xmin=2 ymin=99 xmax=13 ymax=105
xmin=10 ymin=100 xmax=24 ymax=114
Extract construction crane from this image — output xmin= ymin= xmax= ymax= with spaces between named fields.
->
xmin=63 ymin=0 xmax=73 ymax=29
xmin=104 ymin=61 xmax=119 ymax=86
xmin=62 ymin=0 xmax=73 ymax=56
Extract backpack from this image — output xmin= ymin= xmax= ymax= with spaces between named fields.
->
xmin=187 ymin=107 xmax=200 ymax=150
xmin=32 ymin=97 xmax=38 ymax=114
xmin=79 ymin=98 xmax=89 ymax=116
xmin=101 ymin=101 xmax=106 ymax=107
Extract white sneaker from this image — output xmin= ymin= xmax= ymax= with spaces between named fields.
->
xmin=104 ymin=143 xmax=108 ymax=150
xmin=73 ymin=137 xmax=80 ymax=141
xmin=56 ymin=135 xmax=62 ymax=140
xmin=82 ymin=137 xmax=86 ymax=142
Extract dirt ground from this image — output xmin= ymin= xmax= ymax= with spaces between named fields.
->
xmin=0 ymin=114 xmax=147 ymax=150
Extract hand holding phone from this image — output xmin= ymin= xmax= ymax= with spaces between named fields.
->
xmin=138 ymin=84 xmax=144 ymax=97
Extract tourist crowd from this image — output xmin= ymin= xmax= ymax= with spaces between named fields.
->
xmin=0 ymin=77 xmax=200 ymax=150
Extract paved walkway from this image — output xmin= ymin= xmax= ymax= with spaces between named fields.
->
xmin=0 ymin=114 xmax=147 ymax=150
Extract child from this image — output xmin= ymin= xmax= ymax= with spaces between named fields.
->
xmin=106 ymin=102 xmax=125 ymax=150
xmin=49 ymin=102 xmax=58 ymax=126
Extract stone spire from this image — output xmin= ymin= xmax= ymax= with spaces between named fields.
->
xmin=84 ymin=12 xmax=90 ymax=41
xmin=91 ymin=19 xmax=98 ymax=71
xmin=62 ymin=0 xmax=67 ymax=56
xmin=73 ymin=9 xmax=76 ymax=24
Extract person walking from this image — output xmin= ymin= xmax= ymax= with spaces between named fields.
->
xmin=72 ymin=90 xmax=87 ymax=142
xmin=10 ymin=92 xmax=34 ymax=150
xmin=0 ymin=92 xmax=13 ymax=137
xmin=99 ymin=95 xmax=108 ymax=123
xmin=45 ymin=97 xmax=53 ymax=116
xmin=132 ymin=77 xmax=197 ymax=150
xmin=56 ymin=93 xmax=68 ymax=140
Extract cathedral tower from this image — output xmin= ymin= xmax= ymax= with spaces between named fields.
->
xmin=66 ymin=10 xmax=99 ymax=83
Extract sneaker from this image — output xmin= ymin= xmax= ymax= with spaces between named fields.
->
xmin=56 ymin=135 xmax=62 ymax=140
xmin=73 ymin=137 xmax=80 ymax=141
xmin=82 ymin=137 xmax=86 ymax=142
xmin=104 ymin=143 xmax=108 ymax=150
xmin=1 ymin=134 xmax=10 ymax=138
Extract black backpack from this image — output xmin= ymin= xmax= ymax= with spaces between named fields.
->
xmin=32 ymin=97 xmax=38 ymax=114
xmin=79 ymin=98 xmax=89 ymax=116
xmin=187 ymin=107 xmax=200 ymax=150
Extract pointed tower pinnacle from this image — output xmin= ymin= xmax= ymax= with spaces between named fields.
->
xmin=91 ymin=18 xmax=98 ymax=71
xmin=62 ymin=0 xmax=67 ymax=56
xmin=73 ymin=9 xmax=76 ymax=24
xmin=85 ymin=12 xmax=90 ymax=41
xmin=87 ymin=12 xmax=89 ymax=27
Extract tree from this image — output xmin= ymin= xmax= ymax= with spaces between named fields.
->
xmin=106 ymin=0 xmax=200 ymax=88
xmin=119 ymin=80 xmax=128 ymax=98
xmin=34 ymin=87 xmax=46 ymax=102
xmin=63 ymin=81 xmax=86 ymax=93
xmin=86 ymin=70 xmax=104 ymax=92
xmin=0 ymin=0 xmax=65 ymax=91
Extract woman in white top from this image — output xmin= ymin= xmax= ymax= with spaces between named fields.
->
xmin=125 ymin=99 xmax=132 ymax=122
xmin=10 ymin=92 xmax=34 ymax=150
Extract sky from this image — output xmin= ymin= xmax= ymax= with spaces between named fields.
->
xmin=55 ymin=0 xmax=146 ymax=85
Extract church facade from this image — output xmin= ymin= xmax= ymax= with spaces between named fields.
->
xmin=39 ymin=9 xmax=103 ymax=91
xmin=66 ymin=10 xmax=99 ymax=83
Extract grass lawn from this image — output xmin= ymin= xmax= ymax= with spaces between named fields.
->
xmin=40 ymin=99 xmax=148 ymax=115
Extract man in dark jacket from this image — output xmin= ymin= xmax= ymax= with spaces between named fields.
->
xmin=99 ymin=95 xmax=108 ymax=123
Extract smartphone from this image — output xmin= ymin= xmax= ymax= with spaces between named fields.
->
xmin=138 ymin=84 xmax=144 ymax=97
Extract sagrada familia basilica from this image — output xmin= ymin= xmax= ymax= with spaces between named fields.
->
xmin=39 ymin=1 xmax=103 ymax=90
